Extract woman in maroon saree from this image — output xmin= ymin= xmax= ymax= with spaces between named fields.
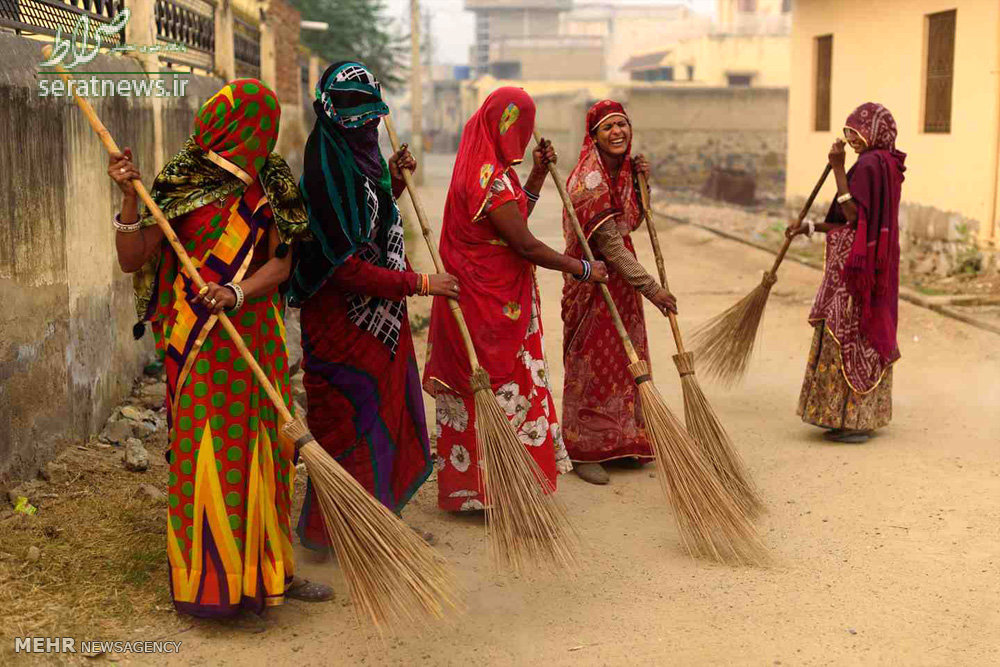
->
xmin=561 ymin=100 xmax=677 ymax=485
xmin=789 ymin=102 xmax=905 ymax=444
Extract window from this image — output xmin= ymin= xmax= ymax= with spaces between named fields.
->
xmin=489 ymin=61 xmax=522 ymax=80
xmin=631 ymin=67 xmax=674 ymax=82
xmin=814 ymin=35 xmax=832 ymax=131
xmin=782 ymin=0 xmax=792 ymax=12
xmin=924 ymin=9 xmax=956 ymax=133
xmin=686 ymin=64 xmax=695 ymax=80
xmin=727 ymin=73 xmax=752 ymax=87
xmin=738 ymin=0 xmax=757 ymax=11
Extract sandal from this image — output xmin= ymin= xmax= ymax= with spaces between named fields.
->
xmin=286 ymin=578 xmax=335 ymax=602
xmin=825 ymin=429 xmax=870 ymax=444
xmin=575 ymin=462 xmax=609 ymax=485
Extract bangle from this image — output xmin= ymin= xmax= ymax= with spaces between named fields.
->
xmin=573 ymin=259 xmax=591 ymax=282
xmin=806 ymin=221 xmax=816 ymax=237
xmin=418 ymin=274 xmax=430 ymax=297
xmin=523 ymin=188 xmax=540 ymax=203
xmin=114 ymin=213 xmax=141 ymax=233
xmin=224 ymin=282 xmax=245 ymax=313
xmin=836 ymin=192 xmax=853 ymax=204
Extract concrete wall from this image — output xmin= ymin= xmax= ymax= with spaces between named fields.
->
xmin=533 ymin=85 xmax=788 ymax=197
xmin=0 ymin=34 xmax=222 ymax=485
xmin=788 ymin=0 xmax=1000 ymax=247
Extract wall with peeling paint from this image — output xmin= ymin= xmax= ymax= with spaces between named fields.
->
xmin=0 ymin=34 xmax=223 ymax=485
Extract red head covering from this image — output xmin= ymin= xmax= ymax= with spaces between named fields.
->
xmin=840 ymin=103 xmax=905 ymax=363
xmin=566 ymin=100 xmax=635 ymax=233
xmin=446 ymin=87 xmax=536 ymax=221
xmin=194 ymin=78 xmax=281 ymax=180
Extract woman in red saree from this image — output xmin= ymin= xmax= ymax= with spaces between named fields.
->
xmin=789 ymin=102 xmax=905 ymax=444
xmin=561 ymin=100 xmax=677 ymax=485
xmin=424 ymin=87 xmax=608 ymax=511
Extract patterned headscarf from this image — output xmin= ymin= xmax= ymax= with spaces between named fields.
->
xmin=844 ymin=102 xmax=904 ymax=158
xmin=317 ymin=61 xmax=390 ymax=129
xmin=193 ymin=79 xmax=280 ymax=180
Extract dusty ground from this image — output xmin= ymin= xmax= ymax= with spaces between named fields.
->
xmin=6 ymin=155 xmax=1000 ymax=665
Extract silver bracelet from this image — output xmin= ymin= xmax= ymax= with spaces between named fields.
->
xmin=806 ymin=220 xmax=816 ymax=237
xmin=836 ymin=192 xmax=853 ymax=204
xmin=114 ymin=213 xmax=142 ymax=233
xmin=224 ymin=282 xmax=245 ymax=313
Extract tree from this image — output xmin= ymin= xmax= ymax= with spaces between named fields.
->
xmin=291 ymin=0 xmax=408 ymax=91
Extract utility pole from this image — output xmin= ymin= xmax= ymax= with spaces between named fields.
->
xmin=409 ymin=0 xmax=424 ymax=185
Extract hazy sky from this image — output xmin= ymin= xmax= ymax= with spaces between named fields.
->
xmin=381 ymin=0 xmax=718 ymax=65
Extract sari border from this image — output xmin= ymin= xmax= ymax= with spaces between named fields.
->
xmin=206 ymin=150 xmax=253 ymax=185
xmin=806 ymin=319 xmax=895 ymax=395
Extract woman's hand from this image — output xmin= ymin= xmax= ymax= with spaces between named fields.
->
xmin=828 ymin=139 xmax=846 ymax=170
xmin=633 ymin=154 xmax=650 ymax=179
xmin=649 ymin=288 xmax=677 ymax=315
xmin=389 ymin=144 xmax=417 ymax=181
xmin=428 ymin=272 xmax=460 ymax=298
xmin=191 ymin=282 xmax=236 ymax=314
xmin=108 ymin=148 xmax=140 ymax=197
xmin=785 ymin=220 xmax=805 ymax=239
xmin=532 ymin=138 xmax=557 ymax=173
xmin=588 ymin=260 xmax=609 ymax=284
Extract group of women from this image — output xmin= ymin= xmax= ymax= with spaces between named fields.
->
xmin=106 ymin=59 xmax=903 ymax=618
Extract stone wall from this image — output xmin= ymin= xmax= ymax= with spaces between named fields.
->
xmin=533 ymin=85 xmax=788 ymax=199
xmin=0 ymin=34 xmax=222 ymax=486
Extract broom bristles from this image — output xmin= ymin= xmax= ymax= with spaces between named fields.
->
xmin=674 ymin=352 xmax=764 ymax=517
xmin=631 ymin=361 xmax=768 ymax=565
xmin=285 ymin=418 xmax=461 ymax=631
xmin=691 ymin=272 xmax=776 ymax=386
xmin=471 ymin=369 xmax=577 ymax=573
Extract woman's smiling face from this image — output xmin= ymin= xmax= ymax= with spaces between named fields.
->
xmin=593 ymin=115 xmax=631 ymax=157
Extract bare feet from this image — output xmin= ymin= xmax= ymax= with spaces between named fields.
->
xmin=575 ymin=462 xmax=609 ymax=485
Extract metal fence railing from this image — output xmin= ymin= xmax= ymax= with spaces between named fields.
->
xmin=0 ymin=0 xmax=126 ymax=47
xmin=233 ymin=12 xmax=259 ymax=79
xmin=155 ymin=0 xmax=214 ymax=71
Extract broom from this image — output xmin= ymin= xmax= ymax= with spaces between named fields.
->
xmin=45 ymin=48 xmax=459 ymax=630
xmin=691 ymin=164 xmax=833 ymax=385
xmin=637 ymin=174 xmax=764 ymax=517
xmin=536 ymin=132 xmax=766 ymax=564
xmin=385 ymin=116 xmax=575 ymax=573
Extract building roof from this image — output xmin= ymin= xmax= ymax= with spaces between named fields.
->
xmin=621 ymin=50 xmax=671 ymax=72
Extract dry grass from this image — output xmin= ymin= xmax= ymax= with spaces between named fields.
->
xmin=631 ymin=361 xmax=768 ymax=566
xmin=471 ymin=369 xmax=577 ymax=574
xmin=673 ymin=352 xmax=764 ymax=517
xmin=0 ymin=418 xmax=182 ymax=663
xmin=287 ymin=420 xmax=461 ymax=632
xmin=691 ymin=272 xmax=776 ymax=386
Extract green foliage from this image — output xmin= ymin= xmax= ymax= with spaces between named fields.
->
xmin=954 ymin=221 xmax=983 ymax=275
xmin=291 ymin=0 xmax=408 ymax=91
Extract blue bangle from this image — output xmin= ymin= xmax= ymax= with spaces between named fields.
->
xmin=523 ymin=188 xmax=540 ymax=203
xmin=574 ymin=259 xmax=591 ymax=281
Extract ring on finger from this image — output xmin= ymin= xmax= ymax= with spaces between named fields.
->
xmin=209 ymin=298 xmax=217 ymax=306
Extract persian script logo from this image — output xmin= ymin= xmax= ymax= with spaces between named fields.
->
xmin=498 ymin=103 xmax=519 ymax=135
xmin=40 ymin=10 xmax=188 ymax=70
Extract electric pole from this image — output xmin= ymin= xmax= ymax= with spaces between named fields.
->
xmin=409 ymin=0 xmax=424 ymax=185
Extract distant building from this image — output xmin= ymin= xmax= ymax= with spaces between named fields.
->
xmin=787 ymin=0 xmax=1000 ymax=249
xmin=620 ymin=0 xmax=791 ymax=87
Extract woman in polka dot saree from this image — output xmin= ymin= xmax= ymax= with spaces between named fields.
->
xmin=118 ymin=80 xmax=313 ymax=617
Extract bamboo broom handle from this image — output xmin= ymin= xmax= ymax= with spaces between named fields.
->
xmin=769 ymin=163 xmax=833 ymax=275
xmin=533 ymin=131 xmax=640 ymax=365
xmin=637 ymin=173 xmax=686 ymax=354
xmin=44 ymin=48 xmax=294 ymax=424
xmin=383 ymin=115 xmax=483 ymax=370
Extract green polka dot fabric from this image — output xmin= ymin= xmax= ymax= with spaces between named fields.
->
xmin=194 ymin=79 xmax=281 ymax=180
xmin=164 ymin=290 xmax=295 ymax=609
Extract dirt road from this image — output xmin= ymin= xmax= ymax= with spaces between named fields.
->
xmin=159 ymin=155 xmax=1000 ymax=666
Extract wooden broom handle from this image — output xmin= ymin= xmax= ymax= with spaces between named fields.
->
xmin=44 ymin=48 xmax=293 ymax=424
xmin=384 ymin=115 xmax=483 ymax=370
xmin=533 ymin=131 xmax=640 ymax=365
xmin=769 ymin=163 xmax=833 ymax=275
xmin=637 ymin=173 xmax=685 ymax=354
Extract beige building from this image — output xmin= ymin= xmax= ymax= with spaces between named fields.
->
xmin=787 ymin=1 xmax=1000 ymax=247
xmin=620 ymin=0 xmax=791 ymax=86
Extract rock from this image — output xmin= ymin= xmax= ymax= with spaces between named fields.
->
xmin=137 ymin=484 xmax=166 ymax=502
xmin=99 ymin=418 xmax=134 ymax=445
xmin=39 ymin=462 xmax=68 ymax=484
xmin=124 ymin=438 xmax=150 ymax=472
xmin=285 ymin=309 xmax=303 ymax=375
xmin=133 ymin=420 xmax=159 ymax=438
xmin=121 ymin=405 xmax=156 ymax=423
xmin=26 ymin=546 xmax=40 ymax=562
